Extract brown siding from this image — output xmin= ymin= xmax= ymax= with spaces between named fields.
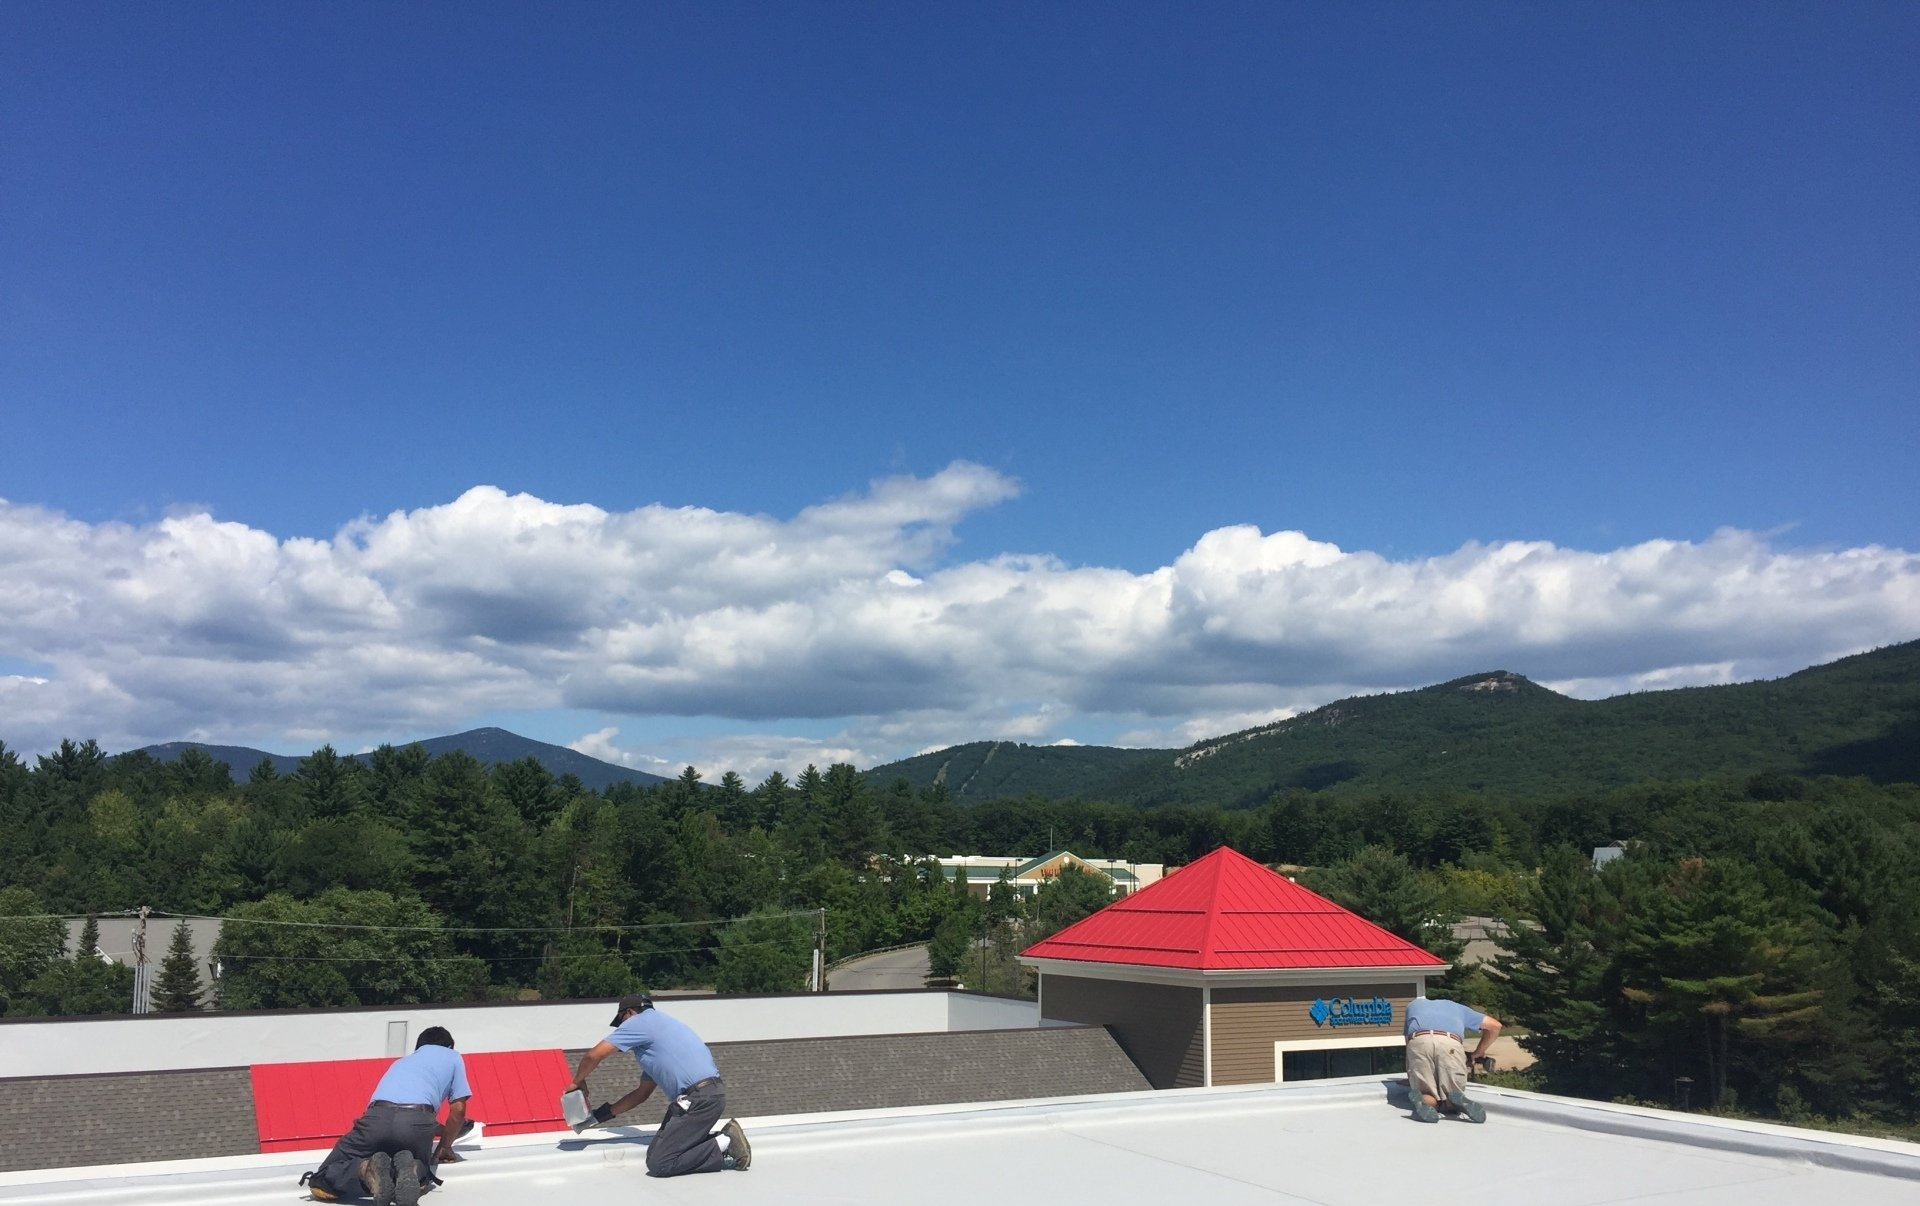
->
xmin=1041 ymin=974 xmax=1204 ymax=1089
xmin=1210 ymin=982 xmax=1417 ymax=1086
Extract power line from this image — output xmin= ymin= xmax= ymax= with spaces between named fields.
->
xmin=148 ymin=908 xmax=819 ymax=935
xmin=212 ymin=939 xmax=797 ymax=963
xmin=7 ymin=909 xmax=817 ymax=937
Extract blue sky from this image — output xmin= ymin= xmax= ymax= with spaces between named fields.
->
xmin=2 ymin=3 xmax=1916 ymax=780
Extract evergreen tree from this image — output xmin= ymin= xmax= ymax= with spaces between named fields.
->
xmin=152 ymin=919 xmax=204 ymax=1011
xmin=1025 ymin=864 xmax=1114 ymax=948
xmin=491 ymin=756 xmax=559 ymax=828
xmin=294 ymin=745 xmax=368 ymax=820
xmin=925 ymin=911 xmax=972 ymax=985
xmin=1309 ymin=845 xmax=1463 ymax=962
xmin=714 ymin=771 xmax=750 ymax=830
xmin=820 ymin=762 xmax=886 ymax=868
xmin=1494 ymin=845 xmax=1624 ymax=1098
xmin=985 ymin=870 xmax=1022 ymax=925
xmin=1617 ymin=856 xmax=1834 ymax=1110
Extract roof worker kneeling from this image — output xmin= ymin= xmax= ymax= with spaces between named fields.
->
xmin=1403 ymin=995 xmax=1500 ymax=1124
xmin=302 ymin=1026 xmax=472 ymax=1204
xmin=570 ymin=994 xmax=752 ymax=1174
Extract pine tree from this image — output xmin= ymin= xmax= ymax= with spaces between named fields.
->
xmin=77 ymin=915 xmax=99 ymax=959
xmin=151 ymin=919 xmax=203 ymax=1011
xmin=1617 ymin=856 xmax=1831 ymax=1110
xmin=1310 ymin=845 xmax=1463 ymax=962
xmin=1493 ymin=845 xmax=1625 ymax=1098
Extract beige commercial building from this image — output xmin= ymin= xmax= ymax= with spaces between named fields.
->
xmin=1020 ymin=846 xmax=1448 ymax=1088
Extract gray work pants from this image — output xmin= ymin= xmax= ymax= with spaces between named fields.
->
xmin=311 ymin=1102 xmax=437 ymax=1196
xmin=646 ymin=1079 xmax=727 ymax=1177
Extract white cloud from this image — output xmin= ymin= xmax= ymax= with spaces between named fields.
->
xmin=2 ymin=467 xmax=1917 ymax=772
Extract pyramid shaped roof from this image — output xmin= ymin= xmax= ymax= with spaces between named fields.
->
xmin=1020 ymin=846 xmax=1448 ymax=972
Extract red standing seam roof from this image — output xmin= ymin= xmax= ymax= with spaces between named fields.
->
xmin=1020 ymin=846 xmax=1448 ymax=971
xmin=462 ymin=1049 xmax=573 ymax=1136
xmin=250 ymin=1057 xmax=390 ymax=1153
xmin=249 ymin=1049 xmax=577 ymax=1152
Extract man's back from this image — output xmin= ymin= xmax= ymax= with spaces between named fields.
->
xmin=608 ymin=1008 xmax=720 ymax=1097
xmin=370 ymin=1044 xmax=469 ymax=1107
xmin=1404 ymin=996 xmax=1485 ymax=1040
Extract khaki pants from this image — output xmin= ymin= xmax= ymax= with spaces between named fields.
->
xmin=1406 ymin=1032 xmax=1467 ymax=1102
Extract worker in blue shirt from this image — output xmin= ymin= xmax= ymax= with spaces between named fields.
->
xmin=570 ymin=994 xmax=751 ymax=1174
xmin=1403 ymin=995 xmax=1501 ymax=1123
xmin=304 ymin=1026 xmax=471 ymax=1204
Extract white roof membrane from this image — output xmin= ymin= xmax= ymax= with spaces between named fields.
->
xmin=2 ymin=1081 xmax=1915 ymax=1206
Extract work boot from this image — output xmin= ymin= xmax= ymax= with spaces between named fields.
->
xmin=1446 ymin=1089 xmax=1487 ymax=1123
xmin=721 ymin=1118 xmax=751 ymax=1170
xmin=1411 ymin=1098 xmax=1441 ymax=1123
xmin=363 ymin=1153 xmax=395 ymax=1206
xmin=394 ymin=1152 xmax=422 ymax=1206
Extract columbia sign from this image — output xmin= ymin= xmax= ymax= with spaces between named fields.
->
xmin=1309 ymin=996 xmax=1394 ymax=1028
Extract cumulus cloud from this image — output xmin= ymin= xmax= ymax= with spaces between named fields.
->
xmin=1 ymin=464 xmax=1917 ymax=772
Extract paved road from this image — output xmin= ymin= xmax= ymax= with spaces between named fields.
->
xmin=827 ymin=944 xmax=930 ymax=991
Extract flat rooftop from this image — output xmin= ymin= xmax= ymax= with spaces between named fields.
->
xmin=4 ymin=1079 xmax=1916 ymax=1206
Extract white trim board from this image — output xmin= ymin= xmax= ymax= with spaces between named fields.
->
xmin=1022 ymin=959 xmax=1439 ymax=989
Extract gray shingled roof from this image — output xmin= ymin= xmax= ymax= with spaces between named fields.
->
xmin=0 ymin=1067 xmax=259 ymax=1173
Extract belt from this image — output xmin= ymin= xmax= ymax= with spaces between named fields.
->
xmin=1410 ymin=1030 xmax=1461 ymax=1041
xmin=371 ymin=1100 xmax=434 ymax=1111
xmin=682 ymin=1076 xmax=721 ymax=1093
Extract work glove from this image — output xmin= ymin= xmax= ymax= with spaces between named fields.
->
xmin=590 ymin=1103 xmax=616 ymax=1125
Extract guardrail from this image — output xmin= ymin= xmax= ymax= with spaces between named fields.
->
xmin=826 ymin=941 xmax=929 ymax=972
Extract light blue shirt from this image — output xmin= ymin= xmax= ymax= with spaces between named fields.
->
xmin=370 ymin=1044 xmax=471 ymax=1106
xmin=605 ymin=1008 xmax=720 ymax=1098
xmin=1404 ymin=996 xmax=1487 ymax=1041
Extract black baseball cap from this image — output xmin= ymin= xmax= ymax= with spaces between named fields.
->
xmin=610 ymin=994 xmax=653 ymax=1026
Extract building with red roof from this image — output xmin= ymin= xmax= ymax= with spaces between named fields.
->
xmin=1020 ymin=846 xmax=1448 ymax=1089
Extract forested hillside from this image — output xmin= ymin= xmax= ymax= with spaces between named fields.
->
xmin=870 ymin=741 xmax=1162 ymax=802
xmin=868 ymin=640 xmax=1920 ymax=804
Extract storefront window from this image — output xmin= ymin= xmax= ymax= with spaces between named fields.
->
xmin=1280 ymin=1045 xmax=1405 ymax=1082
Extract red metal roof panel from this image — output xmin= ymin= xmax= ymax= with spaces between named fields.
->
xmin=1022 ymin=846 xmax=1448 ymax=971
xmin=249 ymin=1049 xmax=577 ymax=1152
xmin=250 ymin=1057 xmax=390 ymax=1153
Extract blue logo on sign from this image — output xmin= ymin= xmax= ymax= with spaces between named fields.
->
xmin=1310 ymin=996 xmax=1394 ymax=1028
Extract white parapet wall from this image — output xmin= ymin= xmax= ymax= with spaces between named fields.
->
xmin=0 ymin=991 xmax=1041 ymax=1079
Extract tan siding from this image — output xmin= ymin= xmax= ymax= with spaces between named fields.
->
xmin=1210 ymin=982 xmax=1417 ymax=1086
xmin=1041 ymin=975 xmax=1204 ymax=1089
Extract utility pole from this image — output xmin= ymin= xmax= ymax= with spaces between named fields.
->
xmin=978 ymin=913 xmax=988 ymax=993
xmin=131 ymin=905 xmax=152 ymax=1014
xmin=811 ymin=909 xmax=827 ymax=992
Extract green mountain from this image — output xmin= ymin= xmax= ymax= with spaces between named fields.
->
xmin=865 ymin=640 xmax=1920 ymax=805
xmin=866 ymin=740 xmax=1164 ymax=800
xmin=131 ymin=726 xmax=671 ymax=791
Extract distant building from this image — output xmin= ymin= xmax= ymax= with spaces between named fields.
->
xmin=1021 ymin=846 xmax=1448 ymax=1088
xmin=933 ymin=851 xmax=1165 ymax=900
xmin=1592 ymin=841 xmax=1629 ymax=868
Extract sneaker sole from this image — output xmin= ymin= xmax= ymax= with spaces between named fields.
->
xmin=1447 ymin=1092 xmax=1487 ymax=1123
xmin=395 ymin=1156 xmax=422 ymax=1206
xmin=367 ymin=1153 xmax=395 ymax=1206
